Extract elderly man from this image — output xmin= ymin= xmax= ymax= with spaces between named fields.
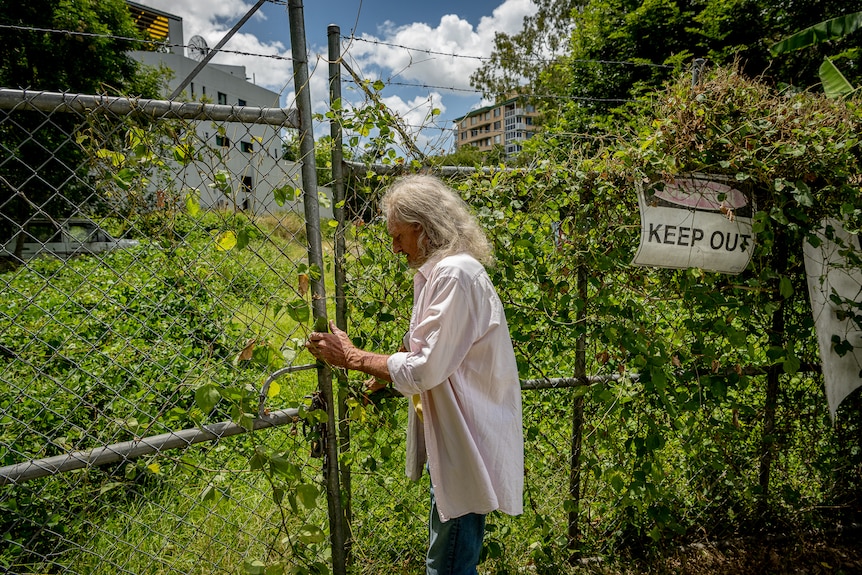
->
xmin=307 ymin=174 xmax=523 ymax=575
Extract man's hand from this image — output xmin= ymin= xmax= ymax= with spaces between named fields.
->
xmin=306 ymin=321 xmax=394 ymax=382
xmin=306 ymin=321 xmax=359 ymax=369
xmin=364 ymin=375 xmax=388 ymax=394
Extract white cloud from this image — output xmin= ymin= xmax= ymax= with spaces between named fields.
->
xmin=379 ymin=92 xmax=450 ymax=153
xmin=349 ymin=0 xmax=538 ymax=91
xmin=130 ymin=0 xmax=536 ymax=150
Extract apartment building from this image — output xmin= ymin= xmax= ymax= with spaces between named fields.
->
xmin=453 ymin=95 xmax=539 ymax=157
xmin=125 ymin=2 xmax=323 ymax=216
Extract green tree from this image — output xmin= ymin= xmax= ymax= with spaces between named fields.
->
xmin=434 ymin=144 xmax=507 ymax=167
xmin=0 ymin=0 xmax=159 ymax=240
xmin=473 ymin=0 xmax=862 ymax=145
xmin=771 ymin=11 xmax=862 ymax=97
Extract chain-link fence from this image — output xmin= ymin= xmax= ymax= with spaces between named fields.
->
xmin=3 ymin=81 xmax=862 ymax=575
xmin=0 ymin=88 xmax=342 ymax=574
xmin=336 ymin=164 xmax=862 ymax=573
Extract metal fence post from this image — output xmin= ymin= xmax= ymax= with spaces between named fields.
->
xmin=328 ymin=22 xmax=353 ymax=564
xmin=568 ymin=215 xmax=588 ymax=561
xmin=692 ymin=57 xmax=707 ymax=88
xmin=287 ymin=2 xmax=347 ymax=573
xmin=760 ymin=230 xmax=787 ymax=512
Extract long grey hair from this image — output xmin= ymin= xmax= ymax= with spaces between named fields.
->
xmin=381 ymin=174 xmax=493 ymax=266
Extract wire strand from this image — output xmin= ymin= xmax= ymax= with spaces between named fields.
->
xmin=0 ymin=23 xmax=292 ymax=62
xmin=347 ymin=35 xmax=675 ymax=69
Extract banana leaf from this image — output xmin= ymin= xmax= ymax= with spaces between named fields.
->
xmin=770 ymin=12 xmax=862 ymax=55
xmin=819 ymin=57 xmax=855 ymax=98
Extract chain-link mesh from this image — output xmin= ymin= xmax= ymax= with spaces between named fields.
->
xmin=2 ymin=87 xmax=861 ymax=575
xmin=337 ymin=169 xmax=862 ymax=573
xmin=1 ymin=91 xmax=334 ymax=574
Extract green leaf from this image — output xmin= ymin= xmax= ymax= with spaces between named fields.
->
xmin=273 ymin=186 xmax=299 ymax=206
xmin=249 ymin=448 xmax=267 ymax=471
xmin=784 ymin=355 xmax=801 ymax=374
xmin=98 ymin=482 xmax=126 ymax=495
xmin=252 ymin=342 xmax=284 ymax=370
xmin=286 ymin=299 xmax=310 ymax=323
xmin=270 ymin=456 xmax=301 ymax=481
xmin=779 ymin=276 xmax=794 ymax=299
xmin=195 ymin=384 xmax=221 ymax=412
xmin=238 ymin=229 xmax=252 ymax=250
xmin=608 ymin=471 xmax=625 ymax=493
xmin=296 ymin=483 xmax=319 ymax=509
xmin=297 ymin=524 xmax=326 ymax=544
xmin=819 ymin=57 xmax=855 ymax=99
xmin=242 ymin=559 xmax=266 ymax=574
xmin=216 ymin=230 xmax=237 ymax=251
xmin=201 ymin=484 xmax=217 ymax=503
xmin=185 ymin=193 xmax=200 ymax=217
xmin=770 ymin=12 xmax=862 ymax=55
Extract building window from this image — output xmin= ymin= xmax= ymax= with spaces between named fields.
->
xmin=202 ymin=86 xmax=206 ymax=96
xmin=470 ymin=116 xmax=476 ymax=125
xmin=218 ymin=92 xmax=228 ymax=105
xmin=237 ymin=98 xmax=247 ymax=106
xmin=241 ymin=177 xmax=253 ymax=210
xmin=494 ymin=135 xmax=501 ymax=144
xmin=493 ymin=108 xmax=500 ymax=117
xmin=190 ymin=82 xmax=195 ymax=98
xmin=241 ymin=141 xmax=253 ymax=153
xmin=216 ymin=135 xmax=230 ymax=147
xmin=494 ymin=121 xmax=501 ymax=130
xmin=525 ymin=117 xmax=534 ymax=125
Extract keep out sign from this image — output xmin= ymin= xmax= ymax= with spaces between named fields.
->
xmin=633 ymin=175 xmax=755 ymax=274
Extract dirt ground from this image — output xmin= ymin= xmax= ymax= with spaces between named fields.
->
xmin=583 ymin=534 xmax=862 ymax=575
xmin=658 ymin=540 xmax=862 ymax=574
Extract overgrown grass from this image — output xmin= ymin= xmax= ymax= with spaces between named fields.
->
xmin=0 ymin=208 xmax=335 ymax=573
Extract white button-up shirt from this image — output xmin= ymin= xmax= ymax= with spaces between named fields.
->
xmin=387 ymin=253 xmax=524 ymax=522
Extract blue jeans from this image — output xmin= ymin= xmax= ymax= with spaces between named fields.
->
xmin=426 ymin=485 xmax=486 ymax=575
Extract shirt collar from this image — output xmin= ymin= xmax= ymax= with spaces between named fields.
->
xmin=417 ymin=253 xmax=444 ymax=280
xmin=414 ymin=253 xmax=444 ymax=296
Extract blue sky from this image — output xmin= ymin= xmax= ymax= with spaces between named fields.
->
xmin=133 ymin=0 xmax=539 ymax=153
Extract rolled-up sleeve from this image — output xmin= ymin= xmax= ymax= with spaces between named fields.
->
xmin=387 ymin=272 xmax=478 ymax=396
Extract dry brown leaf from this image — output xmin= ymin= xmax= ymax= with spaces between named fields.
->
xmin=238 ymin=339 xmax=255 ymax=362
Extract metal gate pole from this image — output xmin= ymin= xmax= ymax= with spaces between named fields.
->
xmin=328 ymin=23 xmax=353 ymax=561
xmin=287 ymin=2 xmax=347 ymax=573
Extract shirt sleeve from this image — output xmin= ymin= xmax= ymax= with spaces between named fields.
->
xmin=387 ymin=270 xmax=480 ymax=396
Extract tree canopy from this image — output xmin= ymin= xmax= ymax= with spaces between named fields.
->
xmin=0 ymin=0 xmax=161 ymax=238
xmin=472 ymin=0 xmax=862 ymax=137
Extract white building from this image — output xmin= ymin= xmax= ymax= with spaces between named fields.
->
xmin=125 ymin=1 xmax=331 ymax=218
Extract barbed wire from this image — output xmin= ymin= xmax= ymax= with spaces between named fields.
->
xmin=0 ymin=22 xmax=676 ymax=76
xmin=2 ymin=20 xmax=648 ymax=133
xmin=0 ymin=23 xmax=291 ymax=63
xmin=347 ymin=35 xmax=676 ymax=69
xmin=343 ymin=78 xmax=635 ymax=106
